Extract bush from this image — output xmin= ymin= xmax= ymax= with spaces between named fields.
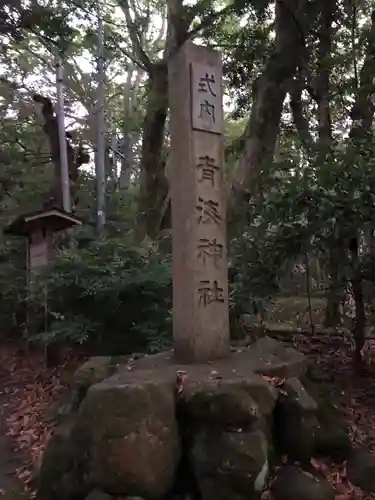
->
xmin=229 ymin=229 xmax=281 ymax=325
xmin=29 ymin=237 xmax=172 ymax=355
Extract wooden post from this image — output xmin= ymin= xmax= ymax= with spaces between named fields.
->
xmin=168 ymin=41 xmax=229 ymax=363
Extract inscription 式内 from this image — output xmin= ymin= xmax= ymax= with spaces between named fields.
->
xmin=191 ymin=62 xmax=222 ymax=135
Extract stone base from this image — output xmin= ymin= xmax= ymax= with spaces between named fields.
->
xmin=35 ymin=338 xmax=352 ymax=500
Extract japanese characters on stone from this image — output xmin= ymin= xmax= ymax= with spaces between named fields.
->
xmin=197 ymin=238 xmax=223 ymax=267
xmin=191 ymin=62 xmax=223 ymax=135
xmin=195 ymin=163 xmax=225 ymax=307
xmin=196 ymin=155 xmax=219 ymax=186
xmin=196 ymin=197 xmax=222 ymax=225
xmin=198 ymin=280 xmax=224 ymax=306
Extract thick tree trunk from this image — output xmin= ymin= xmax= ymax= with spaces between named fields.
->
xmin=137 ymin=61 xmax=169 ymax=240
xmin=345 ymin=11 xmax=375 ymax=370
xmin=32 ymin=94 xmax=89 ymax=210
xmin=136 ymin=0 xmax=188 ymax=240
xmin=230 ymin=0 xmax=310 ymax=218
xmin=315 ymin=0 xmax=338 ymax=326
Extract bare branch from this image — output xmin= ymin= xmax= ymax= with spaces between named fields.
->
xmin=118 ymin=0 xmax=152 ymax=72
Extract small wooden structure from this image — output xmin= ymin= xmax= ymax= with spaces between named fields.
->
xmin=5 ymin=207 xmax=82 ymax=351
xmin=5 ymin=207 xmax=82 ymax=277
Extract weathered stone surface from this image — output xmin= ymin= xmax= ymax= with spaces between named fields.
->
xmin=271 ymin=466 xmax=334 ymax=500
xmin=73 ymin=356 xmax=120 ymax=387
xmin=79 ymin=374 xmax=181 ymax=499
xmin=252 ymin=337 xmax=307 ymax=378
xmin=56 ymin=356 xmax=124 ymax=421
xmin=347 ymin=448 xmax=375 ymax=493
xmin=282 ymin=378 xmax=318 ymax=411
xmin=36 ymin=339 xmax=325 ymax=500
xmin=274 ymin=378 xmax=319 ymax=463
xmin=315 ymin=424 xmax=352 ymax=463
xmin=131 ymin=337 xmax=307 ymax=382
xmin=301 ymin=373 xmax=352 ymax=462
xmin=180 ymin=375 xmax=278 ymax=428
xmin=191 ymin=428 xmax=269 ymax=500
xmin=36 ymin=421 xmax=90 ymax=500
xmin=85 ymin=490 xmax=113 ymax=500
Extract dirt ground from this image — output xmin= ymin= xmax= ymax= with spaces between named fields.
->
xmin=0 ymin=297 xmax=374 ymax=499
xmin=0 ymin=367 xmax=29 ymax=500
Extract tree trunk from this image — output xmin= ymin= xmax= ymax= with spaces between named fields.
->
xmin=305 ymin=251 xmax=315 ymax=334
xmin=95 ymin=0 xmax=106 ymax=238
xmin=324 ymin=253 xmax=342 ymax=327
xmin=137 ymin=0 xmax=188 ymax=240
xmin=349 ymin=237 xmax=366 ymax=371
xmin=314 ymin=0 xmax=338 ymax=326
xmin=119 ymin=66 xmax=141 ymax=191
xmin=137 ymin=61 xmax=169 ymax=240
xmin=344 ymin=10 xmax=375 ymax=371
xmin=32 ymin=94 xmax=89 ymax=210
xmin=230 ymin=0 xmax=311 ymax=218
xmin=315 ymin=0 xmax=334 ymax=157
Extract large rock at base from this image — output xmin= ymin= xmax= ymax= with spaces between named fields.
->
xmin=346 ymin=448 xmax=375 ymax=493
xmin=271 ymin=465 xmax=334 ymax=500
xmin=191 ymin=429 xmax=269 ymax=500
xmin=36 ymin=421 xmax=91 ymax=500
xmin=274 ymin=378 xmax=319 ymax=464
xmin=315 ymin=422 xmax=352 ymax=463
xmin=56 ymin=357 xmax=124 ymax=421
xmin=301 ymin=371 xmax=352 ymax=463
xmin=252 ymin=337 xmax=307 ymax=379
xmin=79 ymin=374 xmax=181 ymax=499
xmin=180 ymin=375 xmax=278 ymax=429
xmin=85 ymin=490 xmax=113 ymax=500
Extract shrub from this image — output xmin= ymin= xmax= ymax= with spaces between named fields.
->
xmin=29 ymin=237 xmax=172 ymax=355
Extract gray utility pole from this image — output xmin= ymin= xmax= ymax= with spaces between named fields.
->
xmin=95 ymin=0 xmax=106 ymax=236
xmin=55 ymin=41 xmax=71 ymax=212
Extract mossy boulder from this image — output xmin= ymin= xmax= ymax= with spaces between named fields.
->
xmin=56 ymin=356 xmax=127 ymax=421
xmin=80 ymin=374 xmax=181 ymax=499
xmin=191 ymin=428 xmax=269 ymax=500
xmin=271 ymin=465 xmax=334 ymax=500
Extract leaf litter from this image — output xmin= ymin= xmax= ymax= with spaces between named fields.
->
xmin=0 ymin=330 xmax=374 ymax=499
xmin=0 ymin=341 xmax=84 ymax=497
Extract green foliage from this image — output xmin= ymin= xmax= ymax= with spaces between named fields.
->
xmin=28 ymin=237 xmax=172 ymax=354
xmin=229 ymin=226 xmax=281 ymax=320
xmin=0 ymin=239 xmax=27 ymax=333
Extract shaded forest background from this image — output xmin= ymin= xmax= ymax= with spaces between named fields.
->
xmin=2 ymin=0 xmax=375 ymax=366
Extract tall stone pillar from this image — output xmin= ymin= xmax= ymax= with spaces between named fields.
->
xmin=168 ymin=41 xmax=229 ymax=363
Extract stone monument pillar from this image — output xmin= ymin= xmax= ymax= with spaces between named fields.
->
xmin=168 ymin=41 xmax=229 ymax=363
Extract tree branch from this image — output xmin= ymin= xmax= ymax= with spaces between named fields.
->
xmin=289 ymin=77 xmax=315 ymax=153
xmin=118 ymin=0 xmax=152 ymax=72
xmin=348 ymin=10 xmax=375 ymax=153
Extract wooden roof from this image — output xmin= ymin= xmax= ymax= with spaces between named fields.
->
xmin=4 ymin=207 xmax=83 ymax=237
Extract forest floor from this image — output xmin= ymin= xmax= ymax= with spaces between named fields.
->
xmin=0 ymin=339 xmax=83 ymax=498
xmin=0 ymin=297 xmax=374 ymax=499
